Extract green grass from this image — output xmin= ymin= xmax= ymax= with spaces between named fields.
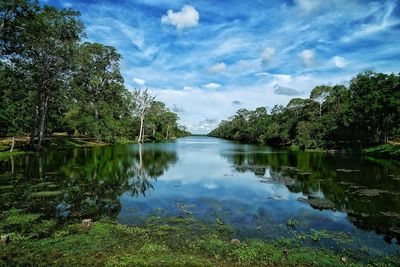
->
xmin=0 ymin=150 xmax=31 ymax=158
xmin=31 ymin=190 xmax=64 ymax=198
xmin=1 ymin=214 xmax=398 ymax=266
xmin=363 ymin=143 xmax=400 ymax=158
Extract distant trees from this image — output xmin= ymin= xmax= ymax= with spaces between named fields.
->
xmin=209 ymin=71 xmax=400 ymax=149
xmin=0 ymin=1 xmax=188 ymax=150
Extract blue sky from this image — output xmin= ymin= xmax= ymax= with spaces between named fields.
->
xmin=42 ymin=0 xmax=400 ymax=133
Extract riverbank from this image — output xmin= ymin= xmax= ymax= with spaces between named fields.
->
xmin=0 ymin=134 xmax=149 ymax=158
xmin=363 ymin=142 xmax=400 ymax=159
xmin=0 ymin=211 xmax=397 ymax=266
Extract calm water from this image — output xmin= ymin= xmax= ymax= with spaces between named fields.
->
xmin=1 ymin=136 xmax=400 ymax=255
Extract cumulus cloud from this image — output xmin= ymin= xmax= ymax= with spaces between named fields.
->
xmin=161 ymin=5 xmax=199 ymax=29
xmin=208 ymin=62 xmax=226 ymax=73
xmin=172 ymin=104 xmax=185 ymax=113
xmin=232 ymin=100 xmax=242 ymax=105
xmin=261 ymin=47 xmax=275 ymax=63
xmin=299 ymin=49 xmax=315 ymax=67
xmin=204 ymin=83 xmax=221 ymax=89
xmin=133 ymin=78 xmax=145 ymax=86
xmin=333 ymin=56 xmax=346 ymax=68
xmin=273 ymin=84 xmax=303 ymax=96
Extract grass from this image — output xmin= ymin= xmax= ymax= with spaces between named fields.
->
xmin=0 ymin=150 xmax=32 ymax=158
xmin=31 ymin=190 xmax=64 ymax=198
xmin=363 ymin=143 xmax=400 ymax=158
xmin=0 ymin=213 xmax=398 ymax=266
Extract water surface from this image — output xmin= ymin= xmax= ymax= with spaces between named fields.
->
xmin=1 ymin=136 xmax=400 ymax=256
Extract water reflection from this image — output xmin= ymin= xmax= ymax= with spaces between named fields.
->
xmin=0 ymin=144 xmax=177 ymax=221
xmin=1 ymin=137 xmax=400 ymax=253
xmin=222 ymin=149 xmax=400 ymax=244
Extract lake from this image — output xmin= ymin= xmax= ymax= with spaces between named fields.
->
xmin=1 ymin=136 xmax=400 ymax=257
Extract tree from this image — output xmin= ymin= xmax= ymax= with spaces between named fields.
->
xmin=209 ymin=72 xmax=400 ymax=149
xmin=310 ymin=85 xmax=333 ymax=119
xmin=0 ymin=0 xmax=38 ymax=55
xmin=11 ymin=5 xmax=84 ymax=149
xmin=66 ymin=42 xmax=129 ymax=142
xmin=348 ymin=71 xmax=400 ymax=143
xmin=132 ymin=89 xmax=155 ymax=143
xmin=0 ymin=62 xmax=33 ymax=150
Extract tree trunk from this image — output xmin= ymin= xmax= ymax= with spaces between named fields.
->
xmin=141 ymin=124 xmax=145 ymax=143
xmin=138 ymin=116 xmax=144 ymax=143
xmin=37 ymin=94 xmax=49 ymax=150
xmin=319 ymin=103 xmax=322 ymax=119
xmin=30 ymin=105 xmax=39 ymax=147
xmin=9 ymin=136 xmax=15 ymax=152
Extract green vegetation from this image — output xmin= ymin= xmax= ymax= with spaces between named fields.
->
xmin=1 ymin=211 xmax=397 ymax=266
xmin=209 ymin=72 xmax=400 ymax=152
xmin=0 ymin=150 xmax=31 ymax=158
xmin=363 ymin=143 xmax=400 ymax=158
xmin=0 ymin=0 xmax=189 ymax=152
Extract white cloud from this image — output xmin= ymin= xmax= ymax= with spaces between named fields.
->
xmin=62 ymin=2 xmax=73 ymax=8
xmin=341 ymin=2 xmax=399 ymax=42
xmin=208 ymin=62 xmax=226 ymax=73
xmin=299 ymin=49 xmax=315 ymax=67
xmin=204 ymin=83 xmax=221 ymax=89
xmin=161 ymin=5 xmax=199 ymax=29
xmin=332 ymin=56 xmax=346 ymax=68
xmin=296 ymin=0 xmax=321 ymax=13
xmin=133 ymin=78 xmax=145 ymax=86
xmin=261 ymin=47 xmax=275 ymax=63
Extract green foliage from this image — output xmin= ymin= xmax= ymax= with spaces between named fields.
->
xmin=286 ymin=218 xmax=299 ymax=228
xmin=210 ymin=72 xmax=400 ymax=152
xmin=3 ymin=219 xmax=393 ymax=266
xmin=0 ymin=1 xmax=189 ymax=147
xmin=3 ymin=209 xmax=41 ymax=227
xmin=363 ymin=143 xmax=400 ymax=158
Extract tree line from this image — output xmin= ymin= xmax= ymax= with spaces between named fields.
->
xmin=0 ymin=0 xmax=189 ymax=151
xmin=209 ymin=71 xmax=400 ymax=150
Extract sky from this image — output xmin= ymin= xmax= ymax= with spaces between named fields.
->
xmin=42 ymin=0 xmax=400 ymax=133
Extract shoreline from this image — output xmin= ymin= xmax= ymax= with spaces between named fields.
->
xmin=0 ymin=213 xmax=397 ymax=266
xmin=0 ymin=134 xmax=182 ymax=158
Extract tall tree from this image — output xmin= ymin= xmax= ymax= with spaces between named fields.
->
xmin=14 ymin=6 xmax=84 ymax=149
xmin=0 ymin=0 xmax=38 ymax=55
xmin=310 ymin=85 xmax=333 ymax=119
xmin=132 ymin=89 xmax=155 ymax=143
xmin=66 ymin=42 xmax=129 ymax=142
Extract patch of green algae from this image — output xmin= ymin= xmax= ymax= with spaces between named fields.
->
xmin=0 ymin=214 xmax=398 ymax=266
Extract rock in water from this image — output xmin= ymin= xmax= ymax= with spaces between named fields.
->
xmin=298 ymin=197 xmax=335 ymax=210
xmin=81 ymin=219 xmax=93 ymax=229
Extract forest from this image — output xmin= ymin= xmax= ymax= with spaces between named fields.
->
xmin=209 ymin=71 xmax=400 ymax=151
xmin=0 ymin=0 xmax=189 ymax=152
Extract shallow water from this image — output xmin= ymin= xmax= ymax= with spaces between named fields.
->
xmin=1 ymin=136 xmax=400 ymax=255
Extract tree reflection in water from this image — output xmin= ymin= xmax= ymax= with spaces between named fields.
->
xmin=222 ymin=148 xmax=400 ymax=245
xmin=0 ymin=144 xmax=177 ymax=222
